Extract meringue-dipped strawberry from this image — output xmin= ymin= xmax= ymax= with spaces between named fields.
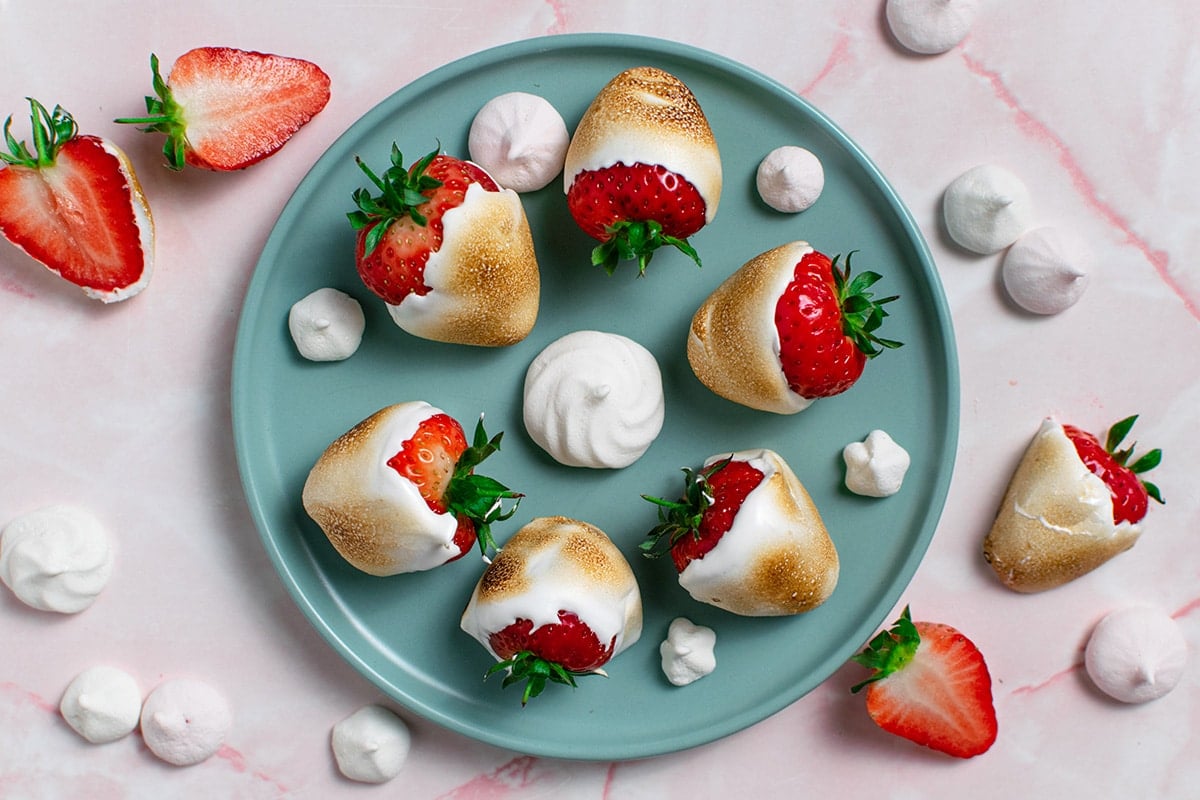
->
xmin=984 ymin=415 xmax=1163 ymax=593
xmin=0 ymin=99 xmax=153 ymax=302
xmin=851 ymin=607 xmax=998 ymax=759
xmin=116 ymin=47 xmax=330 ymax=171
xmin=348 ymin=145 xmax=540 ymax=346
xmin=461 ymin=516 xmax=643 ymax=705
xmin=302 ymin=401 xmax=522 ymax=576
xmin=564 ymin=66 xmax=721 ymax=275
xmin=641 ymin=449 xmax=838 ymax=616
xmin=688 ymin=241 xmax=901 ymax=414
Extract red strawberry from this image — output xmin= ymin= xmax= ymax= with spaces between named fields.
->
xmin=641 ymin=456 xmax=765 ymax=572
xmin=851 ymin=607 xmax=998 ymax=759
xmin=776 ymin=249 xmax=902 ymax=398
xmin=116 ymin=47 xmax=330 ymax=171
xmin=347 ymin=145 xmax=499 ymax=305
xmin=566 ymin=161 xmax=707 ymax=274
xmin=0 ymin=99 xmax=153 ymax=302
xmin=385 ymin=412 xmax=522 ymax=558
xmin=486 ymin=610 xmax=617 ymax=705
xmin=1062 ymin=415 xmax=1163 ymax=525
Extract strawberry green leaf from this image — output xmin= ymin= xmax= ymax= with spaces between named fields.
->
xmin=640 ymin=457 xmax=730 ymax=558
xmin=1143 ymin=480 xmax=1165 ymax=505
xmin=831 ymin=252 xmax=903 ymax=358
xmin=1105 ymin=414 xmax=1139 ymax=453
xmin=850 ymin=605 xmax=920 ymax=693
xmin=1 ymin=99 xmax=76 ymax=168
xmin=485 ymin=650 xmax=601 ymax=706
xmin=114 ymin=54 xmax=191 ymax=170
xmin=444 ymin=416 xmax=522 ymax=556
xmin=593 ymin=219 xmax=702 ymax=276
xmin=346 ymin=144 xmax=444 ymax=255
xmin=1129 ymin=447 xmax=1162 ymax=474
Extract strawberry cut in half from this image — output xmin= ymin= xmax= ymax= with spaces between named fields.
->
xmin=851 ymin=606 xmax=998 ymax=759
xmin=1063 ymin=414 xmax=1163 ymax=525
xmin=0 ymin=99 xmax=153 ymax=302
xmin=485 ymin=610 xmax=617 ymax=706
xmin=386 ymin=412 xmax=522 ymax=558
xmin=776 ymin=249 xmax=902 ymax=398
xmin=566 ymin=161 xmax=706 ymax=275
xmin=347 ymin=144 xmax=499 ymax=305
xmin=641 ymin=456 xmax=764 ymax=573
xmin=116 ymin=47 xmax=330 ymax=171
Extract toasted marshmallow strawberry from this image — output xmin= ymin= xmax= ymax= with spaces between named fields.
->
xmin=301 ymin=401 xmax=521 ymax=576
xmin=563 ymin=66 xmax=721 ymax=275
xmin=461 ymin=516 xmax=643 ymax=704
xmin=642 ymin=448 xmax=839 ymax=616
xmin=983 ymin=415 xmax=1163 ymax=593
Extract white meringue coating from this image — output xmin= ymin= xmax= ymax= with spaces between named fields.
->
xmin=843 ymin=429 xmax=911 ymax=497
xmin=1085 ymin=606 xmax=1188 ymax=703
xmin=659 ymin=617 xmax=717 ymax=687
xmin=523 ymin=330 xmax=664 ymax=469
xmin=331 ymin=704 xmax=412 ymax=784
xmin=288 ymin=287 xmax=366 ymax=361
xmin=139 ymin=678 xmax=232 ymax=766
xmin=886 ymin=0 xmax=980 ymax=55
xmin=60 ymin=665 xmax=142 ymax=744
xmin=0 ymin=505 xmax=113 ymax=613
xmin=1002 ymin=227 xmax=1090 ymax=314
xmin=468 ymin=92 xmax=570 ymax=192
xmin=755 ymin=146 xmax=824 ymax=212
xmin=943 ymin=164 xmax=1034 ymax=254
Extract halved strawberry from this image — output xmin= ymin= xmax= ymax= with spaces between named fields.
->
xmin=776 ymin=249 xmax=902 ymax=398
xmin=347 ymin=145 xmax=499 ymax=305
xmin=1063 ymin=414 xmax=1163 ymax=525
xmin=641 ymin=456 xmax=765 ymax=572
xmin=0 ymin=99 xmax=153 ymax=302
xmin=116 ymin=47 xmax=330 ymax=171
xmin=386 ymin=412 xmax=521 ymax=558
xmin=486 ymin=610 xmax=616 ymax=705
xmin=851 ymin=607 xmax=997 ymax=759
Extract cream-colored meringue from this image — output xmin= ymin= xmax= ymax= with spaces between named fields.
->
xmin=0 ymin=505 xmax=113 ymax=613
xmin=1001 ymin=227 xmax=1090 ymax=314
xmin=1085 ymin=606 xmax=1188 ymax=703
xmin=660 ymin=617 xmax=717 ymax=686
xmin=943 ymin=164 xmax=1034 ymax=254
xmin=886 ymin=0 xmax=980 ymax=55
xmin=468 ymin=92 xmax=569 ymax=192
xmin=60 ymin=665 xmax=142 ymax=744
xmin=139 ymin=678 xmax=232 ymax=766
xmin=523 ymin=330 xmax=664 ymax=469
xmin=843 ymin=430 xmax=911 ymax=497
xmin=755 ymin=146 xmax=824 ymax=212
xmin=288 ymin=287 xmax=366 ymax=361
xmin=331 ymin=704 xmax=412 ymax=784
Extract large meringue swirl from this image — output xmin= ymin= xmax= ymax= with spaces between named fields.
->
xmin=523 ymin=330 xmax=665 ymax=469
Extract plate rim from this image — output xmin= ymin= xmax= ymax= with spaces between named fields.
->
xmin=231 ymin=31 xmax=960 ymax=760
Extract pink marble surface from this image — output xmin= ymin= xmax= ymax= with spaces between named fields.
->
xmin=2 ymin=1 xmax=1197 ymax=796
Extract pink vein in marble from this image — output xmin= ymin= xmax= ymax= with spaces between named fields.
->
xmin=800 ymin=33 xmax=852 ymax=96
xmin=961 ymin=53 xmax=1198 ymax=320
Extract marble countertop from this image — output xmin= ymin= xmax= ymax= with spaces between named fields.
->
xmin=2 ymin=1 xmax=1197 ymax=797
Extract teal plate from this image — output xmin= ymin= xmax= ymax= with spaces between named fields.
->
xmin=232 ymin=33 xmax=958 ymax=761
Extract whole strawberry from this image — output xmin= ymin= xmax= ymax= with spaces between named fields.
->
xmin=0 ymin=99 xmax=153 ymax=302
xmin=688 ymin=241 xmax=901 ymax=414
xmin=116 ymin=47 xmax=330 ymax=171
xmin=563 ymin=66 xmax=722 ymax=275
xmin=851 ymin=607 xmax=998 ymax=759
xmin=348 ymin=144 xmax=540 ymax=346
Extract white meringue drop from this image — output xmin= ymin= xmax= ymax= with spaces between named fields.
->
xmin=755 ymin=146 xmax=824 ymax=212
xmin=1001 ymin=227 xmax=1090 ymax=314
xmin=886 ymin=0 xmax=980 ymax=55
xmin=943 ymin=164 xmax=1034 ymax=254
xmin=331 ymin=704 xmax=412 ymax=784
xmin=842 ymin=430 xmax=911 ymax=497
xmin=288 ymin=288 xmax=366 ymax=361
xmin=0 ymin=505 xmax=113 ymax=613
xmin=660 ymin=618 xmax=717 ymax=686
xmin=139 ymin=678 xmax=232 ymax=766
xmin=60 ymin=666 xmax=142 ymax=744
xmin=468 ymin=92 xmax=569 ymax=192
xmin=1085 ymin=606 xmax=1187 ymax=704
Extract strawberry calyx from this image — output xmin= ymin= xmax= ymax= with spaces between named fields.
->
xmin=832 ymin=251 xmax=903 ymax=358
xmin=484 ymin=649 xmax=604 ymax=706
xmin=444 ymin=415 xmax=523 ymax=556
xmin=639 ymin=456 xmax=732 ymax=559
xmin=850 ymin=605 xmax=920 ymax=693
xmin=593 ymin=218 xmax=701 ymax=276
xmin=1101 ymin=414 xmax=1165 ymax=505
xmin=347 ymin=144 xmax=444 ymax=257
xmin=114 ymin=54 xmax=190 ymax=170
xmin=2 ymin=98 xmax=76 ymax=168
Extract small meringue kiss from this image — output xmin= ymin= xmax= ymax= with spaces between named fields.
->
xmin=468 ymin=92 xmax=569 ymax=192
xmin=886 ymin=0 xmax=980 ymax=55
xmin=843 ymin=430 xmax=911 ymax=497
xmin=755 ymin=146 xmax=824 ymax=212
xmin=943 ymin=164 xmax=1034 ymax=255
xmin=288 ymin=287 xmax=366 ymax=362
xmin=60 ymin=665 xmax=142 ymax=744
xmin=331 ymin=704 xmax=412 ymax=784
xmin=1085 ymin=606 xmax=1188 ymax=704
xmin=1002 ymin=227 xmax=1090 ymax=314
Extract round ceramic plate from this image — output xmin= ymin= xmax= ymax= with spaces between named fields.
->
xmin=232 ymin=33 xmax=958 ymax=761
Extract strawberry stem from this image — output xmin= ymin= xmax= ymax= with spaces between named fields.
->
xmin=639 ymin=457 xmax=731 ymax=558
xmin=850 ymin=606 xmax=920 ymax=693
xmin=832 ymin=252 xmax=903 ymax=357
xmin=485 ymin=650 xmax=602 ymax=706
xmin=114 ymin=54 xmax=189 ymax=170
xmin=347 ymin=143 xmax=444 ymax=256
xmin=444 ymin=415 xmax=523 ymax=556
xmin=1 ymin=99 xmax=76 ymax=168
xmin=592 ymin=219 xmax=702 ymax=276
